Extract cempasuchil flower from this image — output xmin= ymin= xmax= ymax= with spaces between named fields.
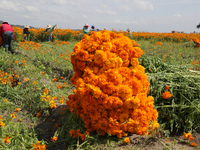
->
xmin=67 ymin=30 xmax=159 ymax=137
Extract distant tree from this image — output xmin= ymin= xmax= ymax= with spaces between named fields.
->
xmin=197 ymin=23 xmax=200 ymax=29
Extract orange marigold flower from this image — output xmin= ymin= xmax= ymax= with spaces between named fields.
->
xmin=0 ymin=121 xmax=5 ymax=127
xmin=10 ymin=112 xmax=17 ymax=118
xmin=53 ymin=78 xmax=57 ymax=82
xmin=32 ymin=81 xmax=37 ymax=85
xmin=94 ymin=50 xmax=107 ymax=66
xmin=60 ymin=77 xmax=64 ymax=80
xmin=32 ymin=141 xmax=47 ymax=150
xmin=59 ymin=99 xmax=64 ymax=104
xmin=51 ymin=136 xmax=58 ymax=142
xmin=36 ymin=112 xmax=41 ymax=118
xmin=131 ymin=58 xmax=140 ymax=68
xmin=78 ymin=131 xmax=89 ymax=141
xmin=43 ymin=88 xmax=49 ymax=95
xmin=69 ymin=129 xmax=80 ymax=138
xmin=124 ymin=137 xmax=130 ymax=144
xmin=42 ymin=72 xmax=45 ymax=75
xmin=3 ymin=135 xmax=11 ymax=144
xmin=165 ymin=85 xmax=170 ymax=91
xmin=183 ymin=132 xmax=194 ymax=141
xmin=2 ymin=79 xmax=7 ymax=84
xmin=190 ymin=142 xmax=197 ymax=147
xmin=4 ymin=99 xmax=8 ymax=102
xmin=162 ymin=91 xmax=172 ymax=99
xmin=15 ymin=108 xmax=21 ymax=112
xmin=50 ymin=103 xmax=57 ymax=109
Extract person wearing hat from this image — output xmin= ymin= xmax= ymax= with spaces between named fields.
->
xmin=126 ymin=28 xmax=130 ymax=33
xmin=45 ymin=24 xmax=53 ymax=42
xmin=23 ymin=25 xmax=30 ymax=41
xmin=0 ymin=21 xmax=15 ymax=53
xmin=83 ymin=23 xmax=91 ymax=35
xmin=91 ymin=25 xmax=97 ymax=32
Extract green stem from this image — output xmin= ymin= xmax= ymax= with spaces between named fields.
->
xmin=180 ymin=93 xmax=200 ymax=113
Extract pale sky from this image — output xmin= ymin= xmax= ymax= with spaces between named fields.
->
xmin=0 ymin=0 xmax=200 ymax=33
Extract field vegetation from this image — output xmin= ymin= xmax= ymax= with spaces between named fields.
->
xmin=0 ymin=28 xmax=200 ymax=150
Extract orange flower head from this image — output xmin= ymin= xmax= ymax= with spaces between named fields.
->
xmin=162 ymin=91 xmax=172 ymax=99
xmin=124 ymin=137 xmax=130 ymax=144
xmin=183 ymin=132 xmax=194 ymax=141
xmin=0 ymin=121 xmax=5 ymax=127
xmin=51 ymin=136 xmax=58 ymax=142
xmin=32 ymin=141 xmax=47 ymax=150
xmin=15 ymin=108 xmax=21 ymax=112
xmin=165 ymin=85 xmax=170 ymax=91
xmin=190 ymin=142 xmax=197 ymax=147
xmin=3 ymin=135 xmax=11 ymax=144
xmin=10 ymin=112 xmax=17 ymax=118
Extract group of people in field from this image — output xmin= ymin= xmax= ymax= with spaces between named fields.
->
xmin=0 ymin=21 xmax=128 ymax=54
xmin=82 ymin=23 xmax=100 ymax=35
xmin=23 ymin=24 xmax=54 ymax=42
xmin=0 ymin=21 xmax=99 ymax=54
xmin=0 ymin=21 xmax=55 ymax=53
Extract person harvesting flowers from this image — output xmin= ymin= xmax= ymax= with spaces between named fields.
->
xmin=0 ymin=21 xmax=15 ymax=53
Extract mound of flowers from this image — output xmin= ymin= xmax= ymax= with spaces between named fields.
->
xmin=66 ymin=30 xmax=159 ymax=138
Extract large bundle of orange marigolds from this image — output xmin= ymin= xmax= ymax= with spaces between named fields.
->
xmin=66 ymin=30 xmax=159 ymax=138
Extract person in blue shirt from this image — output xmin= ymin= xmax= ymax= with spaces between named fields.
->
xmin=91 ymin=25 xmax=97 ymax=31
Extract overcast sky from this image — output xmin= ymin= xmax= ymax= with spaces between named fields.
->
xmin=0 ymin=0 xmax=200 ymax=33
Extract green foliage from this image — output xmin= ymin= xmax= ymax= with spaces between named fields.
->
xmin=139 ymin=51 xmax=200 ymax=134
xmin=56 ymin=32 xmax=73 ymax=41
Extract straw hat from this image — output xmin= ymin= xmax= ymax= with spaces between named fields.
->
xmin=46 ymin=24 xmax=51 ymax=28
xmin=25 ymin=25 xmax=29 ymax=28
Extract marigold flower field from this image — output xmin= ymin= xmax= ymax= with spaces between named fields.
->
xmin=0 ymin=26 xmax=199 ymax=149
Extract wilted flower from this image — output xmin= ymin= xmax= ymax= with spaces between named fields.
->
xmin=190 ymin=142 xmax=197 ymax=147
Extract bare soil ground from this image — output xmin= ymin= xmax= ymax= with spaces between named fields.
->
xmin=36 ymin=104 xmax=200 ymax=150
